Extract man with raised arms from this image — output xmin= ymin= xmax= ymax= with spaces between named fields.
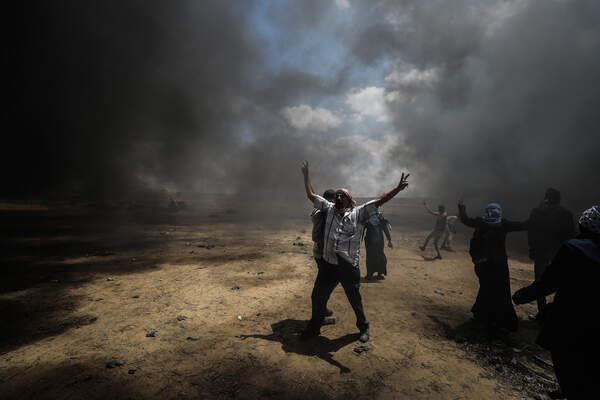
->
xmin=300 ymin=161 xmax=410 ymax=343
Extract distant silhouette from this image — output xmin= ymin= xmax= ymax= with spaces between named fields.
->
xmin=527 ymin=188 xmax=575 ymax=314
xmin=420 ymin=202 xmax=446 ymax=260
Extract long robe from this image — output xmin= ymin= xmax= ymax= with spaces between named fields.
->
xmin=364 ymin=215 xmax=391 ymax=277
xmin=459 ymin=205 xmax=527 ymax=332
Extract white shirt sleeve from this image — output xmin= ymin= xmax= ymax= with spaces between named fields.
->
xmin=357 ymin=200 xmax=378 ymax=223
xmin=313 ymin=195 xmax=333 ymax=211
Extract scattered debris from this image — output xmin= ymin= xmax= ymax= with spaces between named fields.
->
xmin=128 ymin=369 xmax=136 ymax=375
xmin=176 ymin=315 xmax=187 ymax=321
xmin=106 ymin=277 xmax=115 ymax=281
xmin=292 ymin=242 xmax=305 ymax=247
xmin=197 ymin=244 xmax=215 ymax=249
xmin=353 ymin=345 xmax=370 ymax=354
xmin=411 ymin=312 xmax=417 ymax=317
xmin=130 ymin=258 xmax=137 ymax=262
xmin=187 ymin=336 xmax=201 ymax=341
xmin=434 ymin=289 xmax=445 ymax=296
xmin=132 ymin=295 xmax=140 ymax=298
xmin=257 ymin=271 xmax=264 ymax=275
xmin=231 ymin=285 xmax=242 ymax=290
xmin=237 ymin=315 xmax=243 ymax=321
xmin=146 ymin=329 xmax=159 ymax=338
xmin=106 ymin=360 xmax=126 ymax=368
xmin=185 ymin=242 xmax=192 ymax=247
xmin=532 ymin=355 xmax=553 ymax=369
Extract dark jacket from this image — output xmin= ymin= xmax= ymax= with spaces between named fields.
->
xmin=528 ymin=203 xmax=575 ymax=259
xmin=514 ymin=237 xmax=600 ymax=348
xmin=458 ymin=204 xmax=528 ymax=266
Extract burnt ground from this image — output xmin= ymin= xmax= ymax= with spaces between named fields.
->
xmin=0 ymin=197 xmax=558 ymax=399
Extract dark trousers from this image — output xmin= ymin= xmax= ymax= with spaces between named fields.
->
xmin=307 ymin=257 xmax=369 ymax=333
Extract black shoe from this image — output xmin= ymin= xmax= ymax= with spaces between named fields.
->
xmin=375 ymin=274 xmax=385 ymax=280
xmin=434 ymin=255 xmax=442 ymax=260
xmin=365 ymin=275 xmax=373 ymax=281
xmin=299 ymin=329 xmax=318 ymax=341
xmin=325 ymin=308 xmax=333 ymax=317
xmin=359 ymin=329 xmax=370 ymax=343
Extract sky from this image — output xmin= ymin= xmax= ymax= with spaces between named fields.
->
xmin=5 ymin=0 xmax=600 ymax=215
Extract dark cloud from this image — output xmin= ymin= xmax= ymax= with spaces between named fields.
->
xmin=5 ymin=0 xmax=598 ymax=219
xmin=353 ymin=0 xmax=600 ymax=214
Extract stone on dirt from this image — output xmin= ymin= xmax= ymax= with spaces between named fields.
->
xmin=106 ymin=360 xmax=125 ymax=368
xmin=146 ymin=329 xmax=159 ymax=337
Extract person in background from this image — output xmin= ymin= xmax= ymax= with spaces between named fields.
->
xmin=513 ymin=206 xmax=600 ymax=400
xmin=441 ymin=215 xmax=458 ymax=252
xmin=420 ymin=202 xmax=447 ymax=260
xmin=458 ymin=200 xmax=528 ymax=333
xmin=527 ymin=188 xmax=575 ymax=315
xmin=364 ymin=209 xmax=392 ymax=281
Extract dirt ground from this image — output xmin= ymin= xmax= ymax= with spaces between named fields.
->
xmin=0 ymin=197 xmax=559 ymax=400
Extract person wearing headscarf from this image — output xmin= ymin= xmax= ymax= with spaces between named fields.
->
xmin=513 ymin=206 xmax=600 ymax=400
xmin=527 ymin=188 xmax=575 ymax=315
xmin=458 ymin=200 xmax=528 ymax=333
xmin=301 ymin=161 xmax=410 ymax=343
xmin=364 ymin=209 xmax=392 ymax=280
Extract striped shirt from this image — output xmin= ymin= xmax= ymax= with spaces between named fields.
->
xmin=313 ymin=195 xmax=378 ymax=267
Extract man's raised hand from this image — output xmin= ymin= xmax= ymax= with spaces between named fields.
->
xmin=301 ymin=160 xmax=309 ymax=177
xmin=398 ymin=173 xmax=410 ymax=191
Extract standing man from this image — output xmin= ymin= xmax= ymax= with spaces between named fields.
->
xmin=300 ymin=161 xmax=410 ymax=343
xmin=528 ymin=188 xmax=575 ymax=315
xmin=441 ymin=215 xmax=458 ymax=252
xmin=420 ymin=202 xmax=447 ymax=260
xmin=310 ymin=188 xmax=336 ymax=320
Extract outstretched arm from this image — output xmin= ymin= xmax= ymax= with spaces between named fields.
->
xmin=423 ymin=201 xmax=440 ymax=216
xmin=458 ymin=200 xmax=479 ymax=228
xmin=301 ymin=161 xmax=317 ymax=202
xmin=374 ymin=173 xmax=410 ymax=207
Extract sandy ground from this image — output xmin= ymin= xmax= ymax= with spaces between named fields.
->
xmin=0 ymin=197 xmax=558 ymax=399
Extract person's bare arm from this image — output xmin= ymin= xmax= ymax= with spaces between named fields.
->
xmin=374 ymin=173 xmax=410 ymax=207
xmin=301 ymin=161 xmax=317 ymax=201
xmin=423 ymin=201 xmax=440 ymax=216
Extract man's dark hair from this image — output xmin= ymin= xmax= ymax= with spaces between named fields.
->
xmin=323 ymin=189 xmax=336 ymax=201
xmin=545 ymin=188 xmax=561 ymax=205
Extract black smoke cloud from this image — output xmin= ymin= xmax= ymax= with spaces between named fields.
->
xmin=5 ymin=1 xmax=355 ymax=205
xmin=353 ymin=0 xmax=600 ymax=214
xmin=5 ymin=1 xmax=599 ymax=217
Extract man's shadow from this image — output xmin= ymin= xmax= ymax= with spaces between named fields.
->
xmin=238 ymin=319 xmax=358 ymax=373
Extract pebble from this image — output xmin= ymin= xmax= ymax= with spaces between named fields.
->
xmin=128 ymin=369 xmax=136 ymax=375
xmin=176 ymin=315 xmax=187 ymax=321
xmin=106 ymin=360 xmax=125 ymax=368
xmin=187 ymin=336 xmax=201 ymax=341
xmin=146 ymin=329 xmax=159 ymax=337
xmin=237 ymin=315 xmax=243 ymax=321
xmin=353 ymin=345 xmax=370 ymax=354
xmin=107 ymin=277 xmax=115 ymax=281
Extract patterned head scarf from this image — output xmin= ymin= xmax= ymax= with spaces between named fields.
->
xmin=579 ymin=206 xmax=600 ymax=234
xmin=483 ymin=202 xmax=502 ymax=225
xmin=336 ymin=188 xmax=356 ymax=207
